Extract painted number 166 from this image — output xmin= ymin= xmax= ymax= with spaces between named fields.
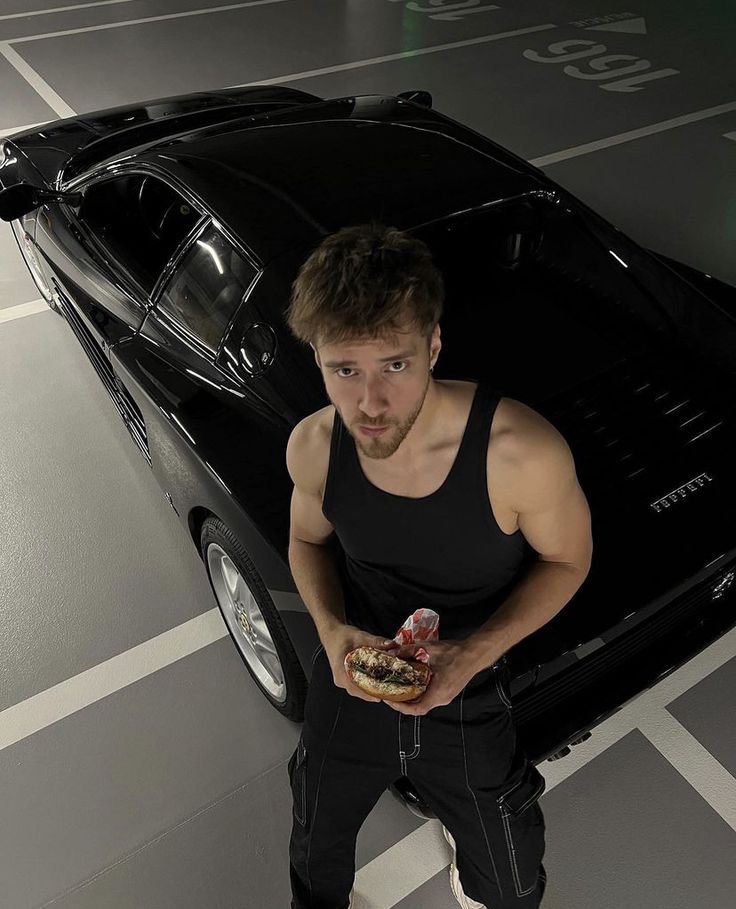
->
xmin=523 ymin=40 xmax=679 ymax=92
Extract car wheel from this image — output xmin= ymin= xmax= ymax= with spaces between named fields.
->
xmin=200 ymin=516 xmax=307 ymax=722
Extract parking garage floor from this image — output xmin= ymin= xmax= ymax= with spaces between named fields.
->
xmin=1 ymin=2 xmax=735 ymax=907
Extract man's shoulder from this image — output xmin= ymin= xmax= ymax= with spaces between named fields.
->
xmin=309 ymin=404 xmax=337 ymax=450
xmin=289 ymin=405 xmax=335 ymax=497
xmin=494 ymin=396 xmax=560 ymax=462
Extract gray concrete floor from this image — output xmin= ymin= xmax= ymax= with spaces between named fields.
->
xmin=1 ymin=2 xmax=735 ymax=907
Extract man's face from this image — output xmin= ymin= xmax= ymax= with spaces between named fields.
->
xmin=313 ymin=324 xmax=440 ymax=460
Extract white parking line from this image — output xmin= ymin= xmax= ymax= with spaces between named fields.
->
xmin=530 ymin=100 xmax=736 ymax=167
xmin=8 ymin=0 xmax=293 ymax=43
xmin=232 ymin=23 xmax=558 ymax=88
xmin=0 ymin=299 xmax=50 ymax=322
xmin=356 ymin=821 xmax=453 ymax=909
xmin=639 ymin=712 xmax=736 ymax=832
xmin=0 ymin=0 xmax=139 ymax=21
xmin=0 ymin=41 xmax=76 ymax=117
xmin=0 ymin=607 xmax=228 ymax=751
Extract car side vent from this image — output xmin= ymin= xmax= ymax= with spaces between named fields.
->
xmin=540 ymin=350 xmax=727 ymax=484
xmin=52 ymin=281 xmax=152 ymax=468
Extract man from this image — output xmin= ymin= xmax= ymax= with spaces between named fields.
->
xmin=284 ymin=222 xmax=593 ymax=908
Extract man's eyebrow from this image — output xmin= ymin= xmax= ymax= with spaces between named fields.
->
xmin=323 ymin=349 xmax=418 ymax=368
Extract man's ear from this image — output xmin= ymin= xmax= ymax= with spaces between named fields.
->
xmin=310 ymin=342 xmax=321 ymax=369
xmin=429 ymin=323 xmax=441 ymax=368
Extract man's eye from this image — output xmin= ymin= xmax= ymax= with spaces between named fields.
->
xmin=334 ymin=361 xmax=406 ymax=378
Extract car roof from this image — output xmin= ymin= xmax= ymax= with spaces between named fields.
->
xmin=109 ymin=95 xmax=544 ymax=263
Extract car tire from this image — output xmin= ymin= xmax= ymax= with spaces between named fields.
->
xmin=200 ymin=516 xmax=307 ymax=722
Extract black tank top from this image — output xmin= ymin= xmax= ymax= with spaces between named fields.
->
xmin=321 ymin=382 xmax=535 ymax=640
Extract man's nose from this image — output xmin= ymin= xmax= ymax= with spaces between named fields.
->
xmin=359 ymin=378 xmax=389 ymax=417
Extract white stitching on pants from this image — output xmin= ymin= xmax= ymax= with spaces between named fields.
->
xmin=500 ymin=806 xmax=537 ymax=896
xmin=497 ymin=774 xmax=544 ymax=897
xmin=398 ymin=713 xmax=406 ymax=776
xmin=497 ymin=775 xmax=545 ymax=815
xmin=398 ymin=715 xmax=422 ymax=775
xmin=306 ymin=701 xmax=343 ymax=904
xmin=460 ymin=689 xmax=504 ymax=901
xmin=407 ymin=715 xmax=421 ymax=759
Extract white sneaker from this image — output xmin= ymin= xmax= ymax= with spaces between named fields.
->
xmin=442 ymin=824 xmax=487 ymax=909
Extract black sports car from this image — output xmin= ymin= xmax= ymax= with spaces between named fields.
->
xmin=3 ymin=87 xmax=736 ymax=805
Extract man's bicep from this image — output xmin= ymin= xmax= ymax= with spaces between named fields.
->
xmin=513 ymin=428 xmax=593 ymax=570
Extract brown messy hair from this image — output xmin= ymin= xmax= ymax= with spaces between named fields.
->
xmin=285 ymin=221 xmax=444 ymax=350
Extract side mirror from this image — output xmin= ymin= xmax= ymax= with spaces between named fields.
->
xmin=0 ymin=183 xmax=82 ymax=222
xmin=397 ymin=90 xmax=433 ymax=109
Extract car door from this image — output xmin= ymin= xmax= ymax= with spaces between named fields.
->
xmin=110 ymin=219 xmax=265 ymax=478
xmin=216 ymin=242 xmax=330 ymax=425
xmin=35 ymin=167 xmax=204 ymax=355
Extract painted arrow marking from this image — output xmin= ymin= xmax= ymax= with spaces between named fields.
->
xmin=586 ymin=16 xmax=647 ymax=35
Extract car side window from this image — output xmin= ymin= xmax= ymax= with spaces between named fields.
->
xmin=156 ymin=224 xmax=259 ymax=351
xmin=77 ymin=173 xmax=202 ymax=293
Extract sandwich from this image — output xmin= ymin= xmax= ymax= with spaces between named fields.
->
xmin=344 ymin=646 xmax=431 ymax=702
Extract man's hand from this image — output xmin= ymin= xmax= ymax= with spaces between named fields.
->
xmin=382 ymin=639 xmax=479 ymax=715
xmin=321 ymin=624 xmax=398 ymax=704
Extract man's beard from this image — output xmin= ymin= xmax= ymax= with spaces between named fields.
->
xmin=349 ymin=373 xmax=432 ymax=461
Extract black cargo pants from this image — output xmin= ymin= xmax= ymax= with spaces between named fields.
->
xmin=288 ymin=642 xmax=547 ymax=909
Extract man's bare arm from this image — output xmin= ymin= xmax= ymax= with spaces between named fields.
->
xmin=286 ymin=415 xmax=349 ymax=642
xmin=465 ymin=412 xmax=593 ymax=671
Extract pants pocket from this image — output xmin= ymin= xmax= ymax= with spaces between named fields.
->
xmin=288 ymin=738 xmax=308 ymax=828
xmin=497 ymin=762 xmax=546 ymax=897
